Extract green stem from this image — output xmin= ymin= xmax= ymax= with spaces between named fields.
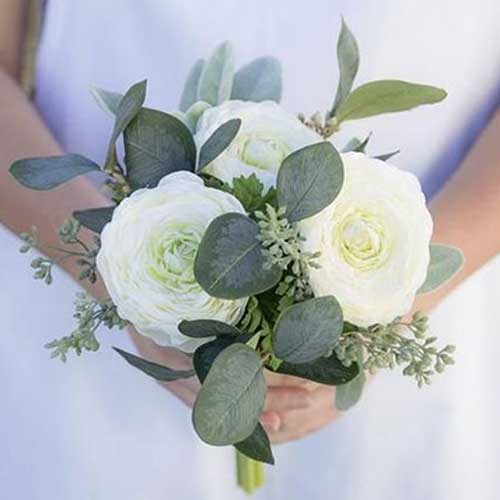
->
xmin=236 ymin=450 xmax=265 ymax=494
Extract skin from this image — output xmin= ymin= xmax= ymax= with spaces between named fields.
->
xmin=1 ymin=2 xmax=499 ymax=444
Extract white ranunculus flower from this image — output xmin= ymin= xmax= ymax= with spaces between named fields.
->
xmin=195 ymin=100 xmax=321 ymax=190
xmin=300 ymin=152 xmax=433 ymax=327
xmin=96 ymin=171 xmax=248 ymax=352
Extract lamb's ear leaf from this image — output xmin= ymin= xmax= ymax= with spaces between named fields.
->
xmin=104 ymin=79 xmax=147 ymax=169
xmin=335 ymin=369 xmax=366 ymax=411
xmin=418 ymin=244 xmax=464 ymax=294
xmin=335 ymin=80 xmax=447 ymax=123
xmin=194 ymin=213 xmax=282 ymax=299
xmin=179 ymin=59 xmax=206 ymax=111
xmin=192 ymin=344 xmax=266 ymax=446
xmin=10 ymin=154 xmax=101 ymax=191
xmin=330 ymin=18 xmax=360 ymax=117
xmin=198 ymin=119 xmax=241 ymax=170
xmin=235 ymin=423 xmax=275 ymax=465
xmin=231 ymin=56 xmax=282 ymax=103
xmin=124 ymin=108 xmax=196 ymax=190
xmin=197 ymin=42 xmax=234 ymax=105
xmin=113 ymin=347 xmax=195 ymax=381
xmin=90 ymin=87 xmax=124 ymax=116
xmin=277 ymin=142 xmax=344 ymax=222
xmin=73 ymin=206 xmax=115 ymax=234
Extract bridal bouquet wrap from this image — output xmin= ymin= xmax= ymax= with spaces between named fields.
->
xmin=10 ymin=20 xmax=463 ymax=494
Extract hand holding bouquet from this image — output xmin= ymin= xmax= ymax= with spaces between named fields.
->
xmin=11 ymin=20 xmax=463 ymax=494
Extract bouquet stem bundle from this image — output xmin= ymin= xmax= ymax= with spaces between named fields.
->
xmin=236 ymin=451 xmax=265 ymax=494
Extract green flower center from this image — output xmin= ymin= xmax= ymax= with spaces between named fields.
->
xmin=335 ymin=209 xmax=391 ymax=271
xmin=237 ymin=132 xmax=289 ymax=171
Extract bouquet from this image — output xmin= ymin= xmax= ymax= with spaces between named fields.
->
xmin=11 ymin=20 xmax=463 ymax=494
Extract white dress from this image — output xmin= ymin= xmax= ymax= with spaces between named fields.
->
xmin=1 ymin=1 xmax=500 ymax=499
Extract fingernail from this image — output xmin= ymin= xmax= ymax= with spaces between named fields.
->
xmin=261 ymin=413 xmax=280 ymax=432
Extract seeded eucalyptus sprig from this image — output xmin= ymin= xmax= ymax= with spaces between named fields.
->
xmin=335 ymin=312 xmax=456 ymax=387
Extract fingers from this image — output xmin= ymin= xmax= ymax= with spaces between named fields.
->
xmin=260 ymin=411 xmax=281 ymax=433
xmin=264 ymin=385 xmax=312 ymax=412
xmin=264 ymin=370 xmax=318 ymax=390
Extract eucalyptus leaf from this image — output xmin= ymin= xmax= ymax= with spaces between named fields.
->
xmin=275 ymin=354 xmax=359 ymax=386
xmin=235 ymin=423 xmax=275 ymax=465
xmin=418 ymin=244 xmax=464 ymax=294
xmin=194 ymin=213 xmax=282 ymax=299
xmin=198 ymin=118 xmax=241 ymax=170
xmin=331 ymin=18 xmax=360 ymax=116
xmin=179 ymin=59 xmax=206 ymax=111
xmin=124 ymin=108 xmax=196 ymax=189
xmin=113 ymin=347 xmax=195 ymax=381
xmin=193 ymin=336 xmax=236 ymax=383
xmin=192 ymin=344 xmax=266 ymax=446
xmin=277 ymin=142 xmax=344 ymax=222
xmin=231 ymin=56 xmax=282 ymax=103
xmin=272 ymin=296 xmax=344 ymax=364
xmin=335 ymin=369 xmax=366 ymax=411
xmin=179 ymin=319 xmax=242 ymax=339
xmin=10 ymin=154 xmax=101 ymax=190
xmin=374 ymin=150 xmax=400 ymax=161
xmin=335 ymin=80 xmax=447 ymax=123
xmin=73 ymin=206 xmax=115 ymax=234
xmin=104 ymin=79 xmax=147 ymax=168
xmin=342 ymin=137 xmax=362 ymax=152
xmin=197 ymin=42 xmax=234 ymax=105
xmin=90 ymin=87 xmax=123 ymax=116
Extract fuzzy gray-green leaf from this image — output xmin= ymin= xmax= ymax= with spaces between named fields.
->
xmin=194 ymin=213 xmax=282 ymax=299
xmin=335 ymin=370 xmax=365 ymax=411
xmin=192 ymin=343 xmax=266 ymax=446
xmin=272 ymin=296 xmax=344 ymax=364
xmin=418 ymin=244 xmax=464 ymax=294
xmin=198 ymin=119 xmax=241 ymax=170
xmin=179 ymin=58 xmax=206 ymax=111
xmin=335 ymin=80 xmax=447 ymax=123
xmin=90 ymin=87 xmax=124 ymax=116
xmin=277 ymin=142 xmax=344 ymax=222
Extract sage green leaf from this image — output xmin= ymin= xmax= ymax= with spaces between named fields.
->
xmin=184 ymin=100 xmax=211 ymax=131
xmin=277 ymin=142 xmax=344 ymax=222
xmin=418 ymin=244 xmax=464 ymax=294
xmin=192 ymin=343 xmax=266 ymax=446
xmin=330 ymin=18 xmax=360 ymax=116
xmin=335 ymin=80 xmax=447 ymax=123
xmin=198 ymin=118 xmax=241 ymax=170
xmin=235 ymin=423 xmax=275 ymax=465
xmin=179 ymin=58 xmax=206 ymax=111
xmin=193 ymin=336 xmax=236 ymax=383
xmin=104 ymin=79 xmax=147 ymax=168
xmin=124 ymin=108 xmax=196 ymax=189
xmin=342 ymin=137 xmax=362 ymax=152
xmin=197 ymin=42 xmax=234 ymax=105
xmin=113 ymin=347 xmax=195 ymax=381
xmin=194 ymin=213 xmax=282 ymax=299
xmin=10 ymin=154 xmax=101 ymax=190
xmin=231 ymin=56 xmax=282 ymax=103
xmin=374 ymin=150 xmax=400 ymax=161
xmin=273 ymin=296 xmax=344 ymax=364
xmin=335 ymin=370 xmax=366 ymax=411
xmin=73 ymin=206 xmax=115 ymax=234
xmin=90 ymin=86 xmax=123 ymax=116
xmin=179 ymin=319 xmax=242 ymax=338
xmin=275 ymin=354 xmax=359 ymax=386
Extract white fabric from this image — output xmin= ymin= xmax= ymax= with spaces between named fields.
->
xmin=1 ymin=1 xmax=500 ymax=499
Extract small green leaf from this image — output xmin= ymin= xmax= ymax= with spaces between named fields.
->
xmin=275 ymin=354 xmax=359 ymax=386
xmin=193 ymin=336 xmax=236 ymax=383
xmin=184 ymin=101 xmax=211 ymax=131
xmin=10 ymin=154 xmax=101 ymax=190
xmin=179 ymin=59 xmax=206 ymax=112
xmin=192 ymin=344 xmax=266 ymax=446
xmin=335 ymin=370 xmax=365 ymax=411
xmin=231 ymin=56 xmax=282 ymax=103
xmin=272 ymin=296 xmax=344 ymax=364
xmin=229 ymin=175 xmax=277 ymax=213
xmin=113 ymin=347 xmax=195 ymax=381
xmin=335 ymin=80 xmax=447 ymax=123
xmin=124 ymin=108 xmax=196 ymax=190
xmin=104 ymin=80 xmax=147 ymax=168
xmin=330 ymin=18 xmax=360 ymax=116
xmin=277 ymin=142 xmax=344 ymax=222
xmin=235 ymin=423 xmax=275 ymax=465
xmin=198 ymin=119 xmax=241 ymax=170
xmin=194 ymin=213 xmax=282 ymax=299
xmin=197 ymin=42 xmax=234 ymax=105
xmin=73 ymin=206 xmax=115 ymax=234
xmin=90 ymin=87 xmax=123 ymax=116
xmin=418 ymin=244 xmax=464 ymax=294
xmin=179 ymin=319 xmax=242 ymax=339
xmin=374 ymin=150 xmax=400 ymax=161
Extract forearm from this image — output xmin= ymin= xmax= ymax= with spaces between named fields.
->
xmin=0 ymin=68 xmax=109 ymax=297
xmin=414 ymin=109 xmax=500 ymax=313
